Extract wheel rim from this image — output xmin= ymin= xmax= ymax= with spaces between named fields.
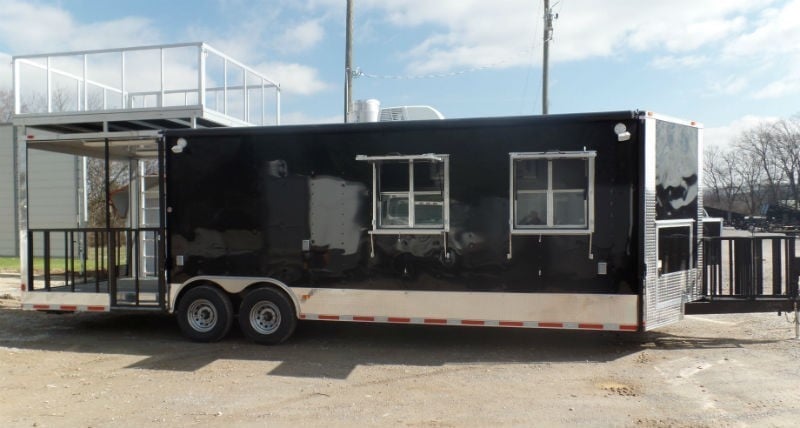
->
xmin=187 ymin=299 xmax=218 ymax=333
xmin=249 ymin=301 xmax=281 ymax=335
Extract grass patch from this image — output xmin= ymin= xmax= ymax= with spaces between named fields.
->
xmin=0 ymin=256 xmax=73 ymax=274
xmin=0 ymin=257 xmax=22 ymax=273
xmin=0 ymin=251 xmax=121 ymax=274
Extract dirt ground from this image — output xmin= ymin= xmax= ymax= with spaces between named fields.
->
xmin=1 ymin=275 xmax=799 ymax=428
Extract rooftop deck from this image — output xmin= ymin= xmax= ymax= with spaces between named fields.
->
xmin=12 ymin=42 xmax=280 ymax=142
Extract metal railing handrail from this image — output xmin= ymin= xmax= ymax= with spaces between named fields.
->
xmin=702 ymin=234 xmax=799 ymax=300
xmin=25 ymin=227 xmax=166 ymax=310
xmin=12 ymin=42 xmax=280 ymax=125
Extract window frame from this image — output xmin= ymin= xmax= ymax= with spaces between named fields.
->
xmin=655 ymin=219 xmax=695 ymax=276
xmin=509 ymin=151 xmax=596 ymax=235
xmin=356 ymin=153 xmax=450 ymax=235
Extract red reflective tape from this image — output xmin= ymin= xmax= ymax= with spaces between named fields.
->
xmin=388 ymin=317 xmax=410 ymax=323
xmin=59 ymin=305 xmax=77 ymax=311
xmin=578 ymin=323 xmax=604 ymax=330
xmin=461 ymin=319 xmax=485 ymax=326
xmin=353 ymin=316 xmax=374 ymax=322
xmin=299 ymin=314 xmax=307 ymax=319
xmin=318 ymin=315 xmax=340 ymax=320
xmin=33 ymin=304 xmax=50 ymax=310
xmin=499 ymin=321 xmax=524 ymax=327
xmin=619 ymin=324 xmax=639 ymax=331
xmin=87 ymin=306 xmax=106 ymax=312
xmin=539 ymin=322 xmax=563 ymax=328
xmin=424 ymin=318 xmax=447 ymax=324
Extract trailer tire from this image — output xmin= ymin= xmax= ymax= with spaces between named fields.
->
xmin=238 ymin=288 xmax=296 ymax=345
xmin=176 ymin=285 xmax=233 ymax=342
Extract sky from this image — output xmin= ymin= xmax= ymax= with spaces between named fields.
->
xmin=1 ymin=0 xmax=799 ymax=147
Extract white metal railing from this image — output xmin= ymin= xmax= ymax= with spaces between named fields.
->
xmin=12 ymin=42 xmax=280 ymax=125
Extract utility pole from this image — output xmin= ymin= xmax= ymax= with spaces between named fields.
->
xmin=344 ymin=0 xmax=354 ymax=122
xmin=542 ymin=0 xmax=556 ymax=115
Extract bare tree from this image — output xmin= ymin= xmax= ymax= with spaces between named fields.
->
xmin=86 ymin=158 xmax=130 ymax=228
xmin=771 ymin=117 xmax=800 ymax=208
xmin=736 ymin=149 xmax=766 ymax=215
xmin=704 ymin=145 xmax=743 ymax=215
xmin=703 ymin=145 xmax=725 ymax=206
xmin=737 ymin=122 xmax=785 ymax=205
xmin=0 ymin=89 xmax=14 ymax=122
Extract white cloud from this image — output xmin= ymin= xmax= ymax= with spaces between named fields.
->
xmin=356 ymin=0 xmax=764 ymax=73
xmin=722 ymin=1 xmax=800 ymax=59
xmin=709 ymin=75 xmax=749 ymax=96
xmin=650 ymin=55 xmax=708 ymax=70
xmin=0 ymin=1 xmax=159 ymax=53
xmin=276 ymin=19 xmax=324 ymax=52
xmin=257 ymin=61 xmax=329 ymax=95
xmin=705 ymin=115 xmax=779 ymax=148
xmin=753 ymin=77 xmax=800 ymax=99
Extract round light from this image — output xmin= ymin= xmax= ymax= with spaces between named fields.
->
xmin=171 ymin=137 xmax=188 ymax=154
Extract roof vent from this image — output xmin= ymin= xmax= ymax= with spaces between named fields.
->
xmin=379 ymin=106 xmax=445 ymax=121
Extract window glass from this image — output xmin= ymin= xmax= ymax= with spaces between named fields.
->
xmin=658 ymin=226 xmax=692 ymax=274
xmin=413 ymin=161 xmax=443 ymax=192
xmin=363 ymin=155 xmax=449 ymax=230
xmin=511 ymin=153 xmax=594 ymax=232
xmin=515 ymin=159 xmax=547 ymax=191
xmin=380 ymin=194 xmax=409 ymax=226
xmin=517 ymin=193 xmax=547 ymax=225
xmin=553 ymin=192 xmax=586 ymax=225
xmin=380 ymin=162 xmax=408 ymax=192
xmin=414 ymin=193 xmax=444 ymax=226
xmin=552 ymin=159 xmax=586 ymax=189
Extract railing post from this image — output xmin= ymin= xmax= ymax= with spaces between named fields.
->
xmin=134 ymin=229 xmax=140 ymax=306
xmin=46 ymin=57 xmax=52 ymax=113
xmin=94 ymin=231 xmax=100 ymax=293
xmin=159 ymin=48 xmax=165 ymax=108
xmin=27 ymin=230 xmax=34 ymax=291
xmin=754 ymin=238 xmax=763 ymax=297
xmin=772 ymin=238 xmax=782 ymax=295
xmin=109 ymin=230 xmax=117 ymax=306
xmin=64 ymin=231 xmax=70 ymax=291
xmin=70 ymin=230 xmax=76 ymax=291
xmin=82 ymin=54 xmax=88 ymax=111
xmin=729 ymin=239 xmax=736 ymax=296
xmin=43 ymin=231 xmax=51 ymax=291
xmin=789 ymin=237 xmax=798 ymax=298
xmin=198 ymin=44 xmax=206 ymax=110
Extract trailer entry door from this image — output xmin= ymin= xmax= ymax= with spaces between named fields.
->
xmin=643 ymin=117 xmax=701 ymax=330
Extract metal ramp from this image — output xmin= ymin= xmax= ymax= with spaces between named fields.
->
xmin=13 ymin=42 xmax=280 ymax=312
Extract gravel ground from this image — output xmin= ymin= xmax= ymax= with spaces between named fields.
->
xmin=0 ymin=274 xmax=799 ymax=427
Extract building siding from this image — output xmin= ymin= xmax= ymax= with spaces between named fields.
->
xmin=0 ymin=126 xmax=80 ymax=257
xmin=0 ymin=125 xmax=15 ymax=256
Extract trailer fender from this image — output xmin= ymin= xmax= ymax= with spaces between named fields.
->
xmin=170 ymin=276 xmax=302 ymax=317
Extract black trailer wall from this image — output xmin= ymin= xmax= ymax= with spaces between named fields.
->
xmin=166 ymin=114 xmax=642 ymax=294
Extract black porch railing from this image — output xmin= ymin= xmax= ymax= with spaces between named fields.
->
xmin=690 ymin=235 xmax=799 ymax=313
xmin=26 ymin=228 xmax=166 ymax=310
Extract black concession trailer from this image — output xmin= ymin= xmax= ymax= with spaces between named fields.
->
xmin=20 ymin=111 xmax=799 ymax=344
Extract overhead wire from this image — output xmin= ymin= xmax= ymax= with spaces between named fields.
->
xmin=352 ymin=3 xmax=555 ymax=115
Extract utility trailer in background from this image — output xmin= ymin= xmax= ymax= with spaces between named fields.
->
xmin=19 ymin=111 xmax=799 ymax=344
